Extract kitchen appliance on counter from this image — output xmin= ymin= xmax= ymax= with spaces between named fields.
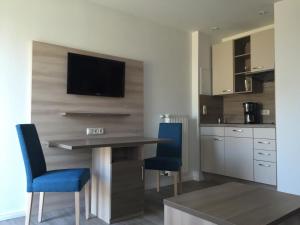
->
xmin=243 ymin=102 xmax=260 ymax=124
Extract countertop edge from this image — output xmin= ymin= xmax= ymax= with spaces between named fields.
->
xmin=44 ymin=137 xmax=170 ymax=150
xmin=200 ymin=123 xmax=276 ymax=128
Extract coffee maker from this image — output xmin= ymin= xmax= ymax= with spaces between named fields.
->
xmin=243 ymin=102 xmax=260 ymax=124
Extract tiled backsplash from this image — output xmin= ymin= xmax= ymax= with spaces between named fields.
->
xmin=199 ymin=95 xmax=223 ymax=124
xmin=200 ymin=81 xmax=275 ymax=124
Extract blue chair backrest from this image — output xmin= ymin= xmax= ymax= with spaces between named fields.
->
xmin=16 ymin=124 xmax=47 ymax=191
xmin=156 ymin=123 xmax=182 ymax=159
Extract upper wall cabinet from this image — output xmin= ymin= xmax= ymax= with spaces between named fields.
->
xmin=212 ymin=41 xmax=234 ymax=95
xmin=251 ymin=29 xmax=275 ymax=73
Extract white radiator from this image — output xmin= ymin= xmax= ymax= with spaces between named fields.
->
xmin=160 ymin=114 xmax=189 ymax=173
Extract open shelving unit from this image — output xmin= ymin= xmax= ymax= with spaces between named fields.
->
xmin=234 ymin=36 xmax=262 ymax=93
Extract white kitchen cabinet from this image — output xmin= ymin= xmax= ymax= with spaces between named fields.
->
xmin=254 ymin=139 xmax=276 ymax=151
xmin=225 ymin=127 xmax=253 ymax=138
xmin=253 ymin=128 xmax=276 ymax=139
xmin=212 ymin=41 xmax=234 ymax=95
xmin=253 ymin=127 xmax=277 ymax=185
xmin=201 ymin=126 xmax=277 ymax=185
xmin=225 ymin=137 xmax=254 ymax=181
xmin=254 ymin=160 xmax=277 ymax=185
xmin=201 ymin=127 xmax=224 ymax=136
xmin=254 ymin=150 xmax=276 ymax=162
xmin=201 ymin=136 xmax=225 ymax=175
xmin=251 ymin=29 xmax=275 ymax=73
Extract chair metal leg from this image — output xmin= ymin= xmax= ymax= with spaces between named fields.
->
xmin=38 ymin=192 xmax=45 ymax=223
xmin=173 ymin=172 xmax=178 ymax=196
xmin=25 ymin=192 xmax=33 ymax=225
xmin=156 ymin=170 xmax=160 ymax=192
xmin=75 ymin=192 xmax=80 ymax=225
xmin=178 ymin=168 xmax=182 ymax=194
xmin=85 ymin=181 xmax=90 ymax=220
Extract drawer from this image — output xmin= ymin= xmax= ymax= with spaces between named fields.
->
xmin=254 ymin=150 xmax=276 ymax=162
xmin=254 ymin=128 xmax=276 ymax=139
xmin=225 ymin=127 xmax=253 ymax=138
xmin=254 ymin=139 xmax=276 ymax=151
xmin=254 ymin=160 xmax=277 ymax=185
xmin=201 ymin=127 xmax=224 ymax=136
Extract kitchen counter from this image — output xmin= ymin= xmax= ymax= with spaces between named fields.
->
xmin=200 ymin=123 xmax=276 ymax=128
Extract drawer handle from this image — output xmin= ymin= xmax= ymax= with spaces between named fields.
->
xmin=213 ymin=138 xmax=223 ymax=141
xmin=232 ymin=129 xmax=243 ymax=132
xmin=222 ymin=89 xmax=232 ymax=93
xmin=258 ymin=152 xmax=271 ymax=156
xmin=257 ymin=141 xmax=271 ymax=144
xmin=258 ymin=163 xmax=271 ymax=167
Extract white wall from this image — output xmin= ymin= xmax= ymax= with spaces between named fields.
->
xmin=191 ymin=31 xmax=212 ymax=181
xmin=0 ymin=0 xmax=191 ymax=219
xmin=275 ymin=0 xmax=300 ymax=195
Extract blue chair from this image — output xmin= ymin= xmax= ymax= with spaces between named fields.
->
xmin=16 ymin=124 xmax=90 ymax=225
xmin=144 ymin=123 xmax=182 ymax=196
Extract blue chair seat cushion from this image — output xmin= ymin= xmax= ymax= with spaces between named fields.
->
xmin=144 ymin=157 xmax=182 ymax=171
xmin=32 ymin=168 xmax=90 ymax=192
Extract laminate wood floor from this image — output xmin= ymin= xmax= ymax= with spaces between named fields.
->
xmin=0 ymin=180 xmax=220 ymax=225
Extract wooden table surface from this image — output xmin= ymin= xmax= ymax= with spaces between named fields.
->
xmin=164 ymin=182 xmax=300 ymax=225
xmin=45 ymin=136 xmax=170 ymax=150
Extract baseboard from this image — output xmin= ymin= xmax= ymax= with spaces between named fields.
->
xmin=0 ymin=210 xmax=25 ymax=221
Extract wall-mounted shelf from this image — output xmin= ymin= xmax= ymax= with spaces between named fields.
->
xmin=235 ymin=71 xmax=250 ymax=76
xmin=60 ymin=112 xmax=131 ymax=117
xmin=234 ymin=36 xmax=259 ymax=94
xmin=235 ymin=53 xmax=250 ymax=58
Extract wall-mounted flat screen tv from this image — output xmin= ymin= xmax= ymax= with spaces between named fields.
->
xmin=67 ymin=53 xmax=125 ymax=97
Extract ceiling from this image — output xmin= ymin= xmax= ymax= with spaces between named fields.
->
xmin=90 ymin=0 xmax=275 ymax=40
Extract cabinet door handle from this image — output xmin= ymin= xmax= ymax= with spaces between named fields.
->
xmin=232 ymin=129 xmax=243 ymax=132
xmin=252 ymin=66 xmax=264 ymax=70
xmin=258 ymin=163 xmax=271 ymax=167
xmin=222 ymin=89 xmax=232 ymax=93
xmin=258 ymin=152 xmax=271 ymax=156
xmin=257 ymin=141 xmax=271 ymax=144
xmin=213 ymin=138 xmax=223 ymax=141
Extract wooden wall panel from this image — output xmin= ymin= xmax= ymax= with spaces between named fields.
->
xmin=31 ymin=41 xmax=144 ymax=170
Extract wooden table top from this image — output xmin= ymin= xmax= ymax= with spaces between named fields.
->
xmin=45 ymin=136 xmax=170 ymax=150
xmin=164 ymin=182 xmax=300 ymax=225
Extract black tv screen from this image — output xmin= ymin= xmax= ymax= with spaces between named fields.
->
xmin=67 ymin=53 xmax=125 ymax=97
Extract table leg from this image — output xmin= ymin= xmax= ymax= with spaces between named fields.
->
xmin=91 ymin=149 xmax=99 ymax=216
xmin=91 ymin=147 xmax=112 ymax=224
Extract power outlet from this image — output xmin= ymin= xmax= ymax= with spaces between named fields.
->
xmin=261 ymin=109 xmax=270 ymax=116
xmin=86 ymin=128 xmax=105 ymax=136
